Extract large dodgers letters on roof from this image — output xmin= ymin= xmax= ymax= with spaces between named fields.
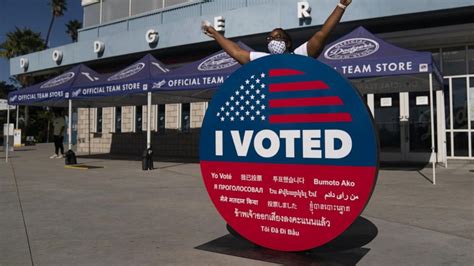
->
xmin=200 ymin=54 xmax=379 ymax=251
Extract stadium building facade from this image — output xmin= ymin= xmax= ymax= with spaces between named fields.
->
xmin=9 ymin=0 xmax=474 ymax=161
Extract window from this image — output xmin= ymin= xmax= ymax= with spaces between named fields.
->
xmin=131 ymin=0 xmax=163 ymax=16
xmin=444 ymin=79 xmax=451 ymax=129
xmin=453 ymin=132 xmax=469 ymax=157
xmin=83 ymin=2 xmax=101 ymax=27
xmin=164 ymin=0 xmax=191 ymax=8
xmin=470 ymin=85 xmax=474 ymax=129
xmin=157 ymin=104 xmax=165 ymax=133
xmin=96 ymin=108 xmax=103 ymax=133
xmin=115 ymin=107 xmax=122 ymax=133
xmin=452 ymin=78 xmax=468 ymax=129
xmin=468 ymin=46 xmax=474 ymax=74
xmin=102 ymin=0 xmax=129 ymax=23
xmin=135 ymin=105 xmax=143 ymax=132
xmin=442 ymin=47 xmax=467 ymax=76
xmin=181 ymin=103 xmax=190 ymax=132
xmin=426 ymin=48 xmax=441 ymax=71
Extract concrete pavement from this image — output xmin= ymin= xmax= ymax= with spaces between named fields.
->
xmin=0 ymin=144 xmax=472 ymax=265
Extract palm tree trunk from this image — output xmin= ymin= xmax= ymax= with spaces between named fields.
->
xmin=45 ymin=15 xmax=55 ymax=48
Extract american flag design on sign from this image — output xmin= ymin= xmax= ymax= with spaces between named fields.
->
xmin=200 ymin=54 xmax=378 ymax=252
xmin=216 ymin=69 xmax=353 ymax=125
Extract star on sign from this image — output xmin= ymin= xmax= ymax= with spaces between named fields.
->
xmin=261 ymin=84 xmax=266 ymax=88
xmin=256 ymin=89 xmax=260 ymax=94
xmin=220 ymin=117 xmax=225 ymax=121
xmin=250 ymin=84 xmax=255 ymax=89
xmin=245 ymin=100 xmax=250 ymax=105
xmin=235 ymin=101 xmax=240 ymax=106
xmin=235 ymin=91 xmax=240 ymax=95
xmin=256 ymin=100 xmax=260 ymax=104
xmin=256 ymin=110 xmax=260 ymax=115
xmin=245 ymin=90 xmax=250 ymax=95
xmin=251 ymin=116 xmax=255 ymax=121
xmin=261 ymin=94 xmax=266 ymax=99
xmin=217 ymin=112 xmax=220 ymax=117
xmin=245 ymin=80 xmax=250 ymax=84
xmin=261 ymin=105 xmax=266 ymax=110
xmin=240 ymin=116 xmax=245 ymax=121
xmin=260 ymin=73 xmax=266 ymax=78
xmin=250 ymin=95 xmax=255 ymax=100
xmin=250 ymin=105 xmax=255 ymax=110
xmin=251 ymin=75 xmax=255 ymax=79
xmin=240 ymin=85 xmax=244 ymax=90
xmin=230 ymin=117 xmax=235 ymax=121
xmin=261 ymin=115 xmax=266 ymax=121
xmin=246 ymin=111 xmax=250 ymax=116
xmin=235 ymin=111 xmax=240 ymax=116
xmin=220 ymin=107 xmax=225 ymax=111
xmin=226 ymin=112 xmax=230 ymax=116
xmin=230 ymin=96 xmax=234 ymax=101
xmin=256 ymin=79 xmax=260 ymax=84
xmin=230 ymin=106 xmax=234 ymax=111
xmin=225 ymin=101 xmax=230 ymax=106
xmin=240 ymin=95 xmax=244 ymax=100
xmin=240 ymin=106 xmax=245 ymax=111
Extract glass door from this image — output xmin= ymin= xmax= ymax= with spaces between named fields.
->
xmin=370 ymin=92 xmax=435 ymax=162
xmin=373 ymin=93 xmax=403 ymax=161
xmin=405 ymin=92 xmax=434 ymax=161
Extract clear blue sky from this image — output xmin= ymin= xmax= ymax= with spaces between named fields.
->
xmin=0 ymin=0 xmax=83 ymax=85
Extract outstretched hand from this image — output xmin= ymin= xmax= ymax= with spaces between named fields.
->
xmin=201 ymin=21 xmax=217 ymax=38
xmin=340 ymin=0 xmax=352 ymax=6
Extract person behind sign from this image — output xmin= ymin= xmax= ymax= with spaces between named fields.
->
xmin=202 ymin=0 xmax=352 ymax=64
xmin=50 ymin=109 xmax=65 ymax=159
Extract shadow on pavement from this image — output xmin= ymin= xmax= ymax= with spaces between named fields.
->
xmin=77 ymin=153 xmax=199 ymax=163
xmin=196 ymin=216 xmax=377 ymax=265
xmin=379 ymin=161 xmax=430 ymax=171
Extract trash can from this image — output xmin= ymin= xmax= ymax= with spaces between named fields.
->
xmin=65 ymin=149 xmax=77 ymax=165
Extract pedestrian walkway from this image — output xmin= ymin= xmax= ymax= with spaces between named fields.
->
xmin=0 ymin=144 xmax=472 ymax=265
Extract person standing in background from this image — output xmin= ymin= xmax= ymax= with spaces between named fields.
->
xmin=50 ymin=109 xmax=65 ymax=159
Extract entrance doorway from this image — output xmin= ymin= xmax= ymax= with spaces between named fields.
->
xmin=368 ymin=92 xmax=434 ymax=162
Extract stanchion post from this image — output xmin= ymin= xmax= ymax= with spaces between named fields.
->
xmin=68 ymin=99 xmax=72 ymax=150
xmin=147 ymin=92 xmax=152 ymax=149
xmin=429 ymin=74 xmax=436 ymax=185
xmin=6 ymin=106 xmax=10 ymax=162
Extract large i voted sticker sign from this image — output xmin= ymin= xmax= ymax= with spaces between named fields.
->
xmin=200 ymin=54 xmax=378 ymax=251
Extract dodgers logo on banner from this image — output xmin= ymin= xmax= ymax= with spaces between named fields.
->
xmin=200 ymin=54 xmax=379 ymax=251
xmin=197 ymin=52 xmax=238 ymax=71
xmin=40 ymin=72 xmax=75 ymax=89
xmin=324 ymin=38 xmax=379 ymax=60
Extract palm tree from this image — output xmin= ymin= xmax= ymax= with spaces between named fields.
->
xmin=45 ymin=0 xmax=68 ymax=48
xmin=0 ymin=27 xmax=45 ymax=128
xmin=0 ymin=81 xmax=15 ymax=99
xmin=65 ymin=20 xmax=82 ymax=43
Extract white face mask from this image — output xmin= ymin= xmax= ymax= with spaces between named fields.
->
xmin=268 ymin=40 xmax=287 ymax=54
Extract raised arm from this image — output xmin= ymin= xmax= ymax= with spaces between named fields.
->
xmin=202 ymin=25 xmax=250 ymax=65
xmin=306 ymin=0 xmax=352 ymax=58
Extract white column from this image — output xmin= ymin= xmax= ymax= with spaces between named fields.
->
xmin=68 ymin=99 xmax=73 ymax=150
xmin=147 ymin=92 xmax=152 ymax=149
xmin=367 ymin=94 xmax=374 ymax=117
